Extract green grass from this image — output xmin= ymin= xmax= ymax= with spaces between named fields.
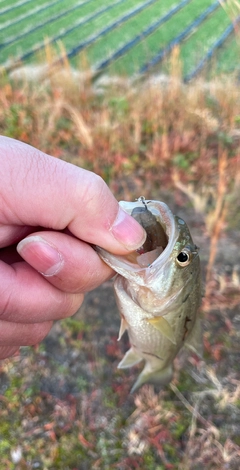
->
xmin=0 ymin=0 xmax=239 ymax=79
xmin=53 ymin=0 xmax=146 ymax=55
xmin=83 ymin=0 xmax=178 ymax=68
xmin=214 ymin=34 xmax=240 ymax=73
xmin=179 ymin=6 xmax=233 ymax=76
xmin=0 ymin=0 xmax=52 ymax=26
xmin=0 ymin=0 xmax=113 ymax=57
xmin=106 ymin=0 xmax=216 ymax=75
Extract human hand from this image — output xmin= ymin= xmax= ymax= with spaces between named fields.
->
xmin=0 ymin=137 xmax=146 ymax=360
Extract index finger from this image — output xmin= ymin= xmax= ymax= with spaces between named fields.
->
xmin=0 ymin=137 xmax=145 ymax=254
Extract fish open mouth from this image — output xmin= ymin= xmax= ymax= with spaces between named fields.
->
xmin=120 ymin=197 xmax=173 ymax=268
xmin=129 ymin=199 xmax=168 ymax=267
xmin=96 ymin=198 xmax=179 ymax=276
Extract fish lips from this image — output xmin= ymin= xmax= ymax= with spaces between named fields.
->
xmin=96 ymin=200 xmax=179 ymax=285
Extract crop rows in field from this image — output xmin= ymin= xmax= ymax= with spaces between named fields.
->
xmin=0 ymin=0 xmax=239 ymax=80
xmin=0 ymin=0 xmax=93 ymax=49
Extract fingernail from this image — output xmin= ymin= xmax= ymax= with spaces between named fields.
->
xmin=111 ymin=207 xmax=146 ymax=250
xmin=17 ymin=236 xmax=64 ymax=276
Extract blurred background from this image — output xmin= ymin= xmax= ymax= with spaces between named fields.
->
xmin=0 ymin=1 xmax=240 ymax=468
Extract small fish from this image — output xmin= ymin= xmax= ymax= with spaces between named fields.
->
xmin=96 ymin=197 xmax=202 ymax=392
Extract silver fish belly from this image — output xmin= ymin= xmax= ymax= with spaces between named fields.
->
xmin=97 ymin=198 xmax=202 ymax=392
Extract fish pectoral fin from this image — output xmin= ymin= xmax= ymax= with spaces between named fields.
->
xmin=146 ymin=316 xmax=176 ymax=344
xmin=118 ymin=316 xmax=128 ymax=341
xmin=184 ymin=316 xmax=203 ymax=358
xmin=131 ymin=364 xmax=173 ymax=393
xmin=118 ymin=348 xmax=143 ymax=369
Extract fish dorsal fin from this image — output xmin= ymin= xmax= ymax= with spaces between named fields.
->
xmin=118 ymin=316 xmax=128 ymax=341
xmin=118 ymin=348 xmax=143 ymax=369
xmin=147 ymin=316 xmax=176 ymax=345
xmin=131 ymin=364 xmax=173 ymax=393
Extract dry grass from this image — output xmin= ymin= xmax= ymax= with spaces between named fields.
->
xmin=2 ymin=47 xmax=240 ymax=286
xmin=0 ymin=46 xmax=240 ymax=468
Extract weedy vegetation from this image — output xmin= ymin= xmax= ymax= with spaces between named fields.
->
xmin=0 ymin=1 xmax=240 ymax=468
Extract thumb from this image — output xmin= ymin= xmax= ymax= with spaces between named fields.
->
xmin=0 ymin=137 xmax=146 ymax=254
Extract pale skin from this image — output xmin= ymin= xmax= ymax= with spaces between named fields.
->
xmin=0 ymin=136 xmax=146 ymax=360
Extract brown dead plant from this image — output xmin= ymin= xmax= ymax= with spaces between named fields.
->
xmin=205 ymin=148 xmax=228 ymax=290
xmin=62 ymin=102 xmax=93 ymax=149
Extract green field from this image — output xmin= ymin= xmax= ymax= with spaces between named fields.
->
xmin=0 ymin=0 xmax=239 ymax=80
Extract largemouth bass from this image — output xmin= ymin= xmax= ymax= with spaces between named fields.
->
xmin=97 ymin=197 xmax=202 ymax=392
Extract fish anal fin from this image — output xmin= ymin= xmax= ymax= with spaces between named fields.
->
xmin=131 ymin=364 xmax=173 ymax=393
xmin=118 ymin=348 xmax=142 ymax=369
xmin=118 ymin=316 xmax=128 ymax=341
xmin=147 ymin=316 xmax=176 ymax=345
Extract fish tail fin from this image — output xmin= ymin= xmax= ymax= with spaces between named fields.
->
xmin=131 ymin=364 xmax=173 ymax=393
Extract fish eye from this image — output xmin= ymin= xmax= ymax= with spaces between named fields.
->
xmin=176 ymin=249 xmax=191 ymax=267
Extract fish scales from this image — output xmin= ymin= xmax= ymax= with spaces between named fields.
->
xmin=96 ymin=198 xmax=202 ymax=392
